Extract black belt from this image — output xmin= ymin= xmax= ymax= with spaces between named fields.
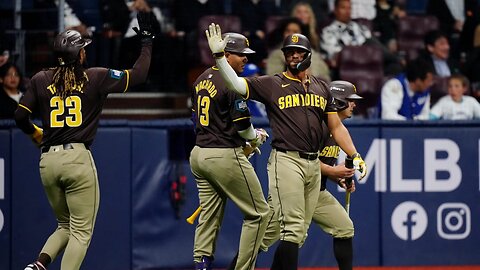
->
xmin=41 ymin=143 xmax=88 ymax=153
xmin=275 ymin=147 xmax=318 ymax=160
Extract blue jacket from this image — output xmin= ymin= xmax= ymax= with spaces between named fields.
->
xmin=396 ymin=74 xmax=430 ymax=120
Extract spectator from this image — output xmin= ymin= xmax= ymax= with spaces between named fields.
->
xmin=0 ymin=49 xmax=9 ymax=68
xmin=459 ymin=4 xmax=480 ymax=54
xmin=266 ymin=17 xmax=331 ymax=81
xmin=426 ymin=0 xmax=478 ymax=58
xmin=418 ymin=30 xmax=460 ymax=78
xmin=373 ymin=0 xmax=406 ymax=53
xmin=0 ymin=63 xmax=25 ymax=119
xmin=232 ymin=0 xmax=277 ymax=66
xmin=380 ymin=58 xmax=434 ymax=120
xmin=291 ymin=2 xmax=320 ymax=50
xmin=173 ymin=0 xmax=223 ymax=66
xmin=430 ymin=74 xmax=480 ymax=120
xmin=320 ymin=0 xmax=402 ymax=76
xmin=287 ymin=0 xmax=333 ymax=27
xmin=58 ymin=0 xmax=91 ymax=37
xmin=426 ymin=0 xmax=477 ymax=38
xmin=100 ymin=0 xmax=131 ymax=68
xmin=121 ymin=0 xmax=165 ymax=91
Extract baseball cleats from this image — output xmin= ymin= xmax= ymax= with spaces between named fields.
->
xmin=195 ymin=256 xmax=212 ymax=270
xmin=24 ymin=261 xmax=46 ymax=270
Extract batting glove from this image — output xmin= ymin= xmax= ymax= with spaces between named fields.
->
xmin=133 ymin=11 xmax=156 ymax=43
xmin=249 ymin=128 xmax=269 ymax=147
xmin=29 ymin=124 xmax=43 ymax=147
xmin=352 ymin=153 xmax=367 ymax=180
xmin=243 ymin=141 xmax=261 ymax=159
xmin=205 ymin=23 xmax=228 ymax=56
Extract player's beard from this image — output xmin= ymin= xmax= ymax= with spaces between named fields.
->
xmin=286 ymin=64 xmax=300 ymax=75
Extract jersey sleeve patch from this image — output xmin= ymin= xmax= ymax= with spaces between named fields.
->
xmin=109 ymin=69 xmax=125 ymax=80
xmin=235 ymin=99 xmax=248 ymax=112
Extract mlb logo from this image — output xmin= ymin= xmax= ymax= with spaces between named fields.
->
xmin=109 ymin=69 xmax=124 ymax=79
xmin=235 ymin=99 xmax=248 ymax=112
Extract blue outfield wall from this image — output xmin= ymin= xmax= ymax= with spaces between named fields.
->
xmin=0 ymin=119 xmax=479 ymax=269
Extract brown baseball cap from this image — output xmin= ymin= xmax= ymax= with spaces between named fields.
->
xmin=222 ymin=32 xmax=255 ymax=54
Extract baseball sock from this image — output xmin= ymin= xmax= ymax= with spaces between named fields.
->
xmin=333 ymin=237 xmax=353 ymax=270
xmin=270 ymin=240 xmax=298 ymax=270
xmin=38 ymin=253 xmax=52 ymax=268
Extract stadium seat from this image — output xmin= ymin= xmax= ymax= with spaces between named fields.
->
xmin=264 ymin=15 xmax=288 ymax=37
xmin=197 ymin=15 xmax=242 ymax=67
xmin=397 ymin=15 xmax=440 ymax=61
xmin=338 ymin=45 xmax=384 ymax=117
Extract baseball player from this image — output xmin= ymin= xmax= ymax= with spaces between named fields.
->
xmin=15 ymin=12 xmax=154 ymax=270
xmin=190 ymin=32 xmax=271 ymax=270
xmin=313 ymin=80 xmax=363 ymax=270
xmin=205 ymin=24 xmax=367 ymax=270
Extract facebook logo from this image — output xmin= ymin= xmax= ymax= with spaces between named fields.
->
xmin=391 ymin=201 xmax=428 ymax=241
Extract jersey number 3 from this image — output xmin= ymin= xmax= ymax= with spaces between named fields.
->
xmin=50 ymin=96 xmax=83 ymax=128
xmin=197 ymin=96 xmax=210 ymax=126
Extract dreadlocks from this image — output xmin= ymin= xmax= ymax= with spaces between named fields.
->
xmin=51 ymin=61 xmax=87 ymax=99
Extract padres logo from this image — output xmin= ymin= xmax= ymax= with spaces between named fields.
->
xmin=291 ymin=35 xmax=299 ymax=43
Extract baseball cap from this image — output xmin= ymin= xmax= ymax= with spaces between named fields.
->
xmin=222 ymin=32 xmax=255 ymax=54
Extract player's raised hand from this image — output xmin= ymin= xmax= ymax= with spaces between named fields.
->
xmin=133 ymin=11 xmax=156 ymax=42
xmin=352 ymin=153 xmax=367 ymax=180
xmin=205 ymin=23 xmax=228 ymax=55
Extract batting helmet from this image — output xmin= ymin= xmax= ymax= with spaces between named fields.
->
xmin=222 ymin=33 xmax=255 ymax=54
xmin=53 ymin=30 xmax=91 ymax=66
xmin=329 ymin=80 xmax=363 ymax=111
xmin=281 ymin=33 xmax=311 ymax=53
xmin=281 ymin=34 xmax=312 ymax=71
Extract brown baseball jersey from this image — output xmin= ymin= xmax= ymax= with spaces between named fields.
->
xmin=245 ymin=72 xmax=336 ymax=152
xmin=192 ymin=66 xmax=252 ymax=148
xmin=17 ymin=45 xmax=152 ymax=147
xmin=318 ymin=121 xmax=340 ymax=190
xmin=190 ymin=67 xmax=270 ymax=270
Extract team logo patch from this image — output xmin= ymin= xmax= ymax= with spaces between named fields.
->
xmin=109 ymin=69 xmax=124 ymax=79
xmin=235 ymin=99 xmax=248 ymax=112
xmin=292 ymin=35 xmax=299 ymax=43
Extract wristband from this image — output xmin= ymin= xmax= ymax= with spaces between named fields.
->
xmin=351 ymin=152 xmax=361 ymax=159
xmin=213 ymin=52 xmax=225 ymax=58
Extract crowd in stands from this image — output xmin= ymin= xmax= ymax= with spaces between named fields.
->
xmin=1 ymin=0 xmax=480 ymax=120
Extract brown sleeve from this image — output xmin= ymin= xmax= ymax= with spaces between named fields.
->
xmin=127 ymin=42 xmax=152 ymax=87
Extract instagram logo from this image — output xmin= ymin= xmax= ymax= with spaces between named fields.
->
xmin=437 ymin=203 xmax=471 ymax=240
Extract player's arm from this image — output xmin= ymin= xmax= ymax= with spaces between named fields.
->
xmin=327 ymin=113 xmax=367 ymax=180
xmin=126 ymin=11 xmax=154 ymax=87
xmin=320 ymin=161 xmax=355 ymax=182
xmin=327 ymin=113 xmax=356 ymax=156
xmin=205 ymin=23 xmax=248 ymax=96
xmin=236 ymin=119 xmax=268 ymax=147
xmin=14 ymin=89 xmax=43 ymax=147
